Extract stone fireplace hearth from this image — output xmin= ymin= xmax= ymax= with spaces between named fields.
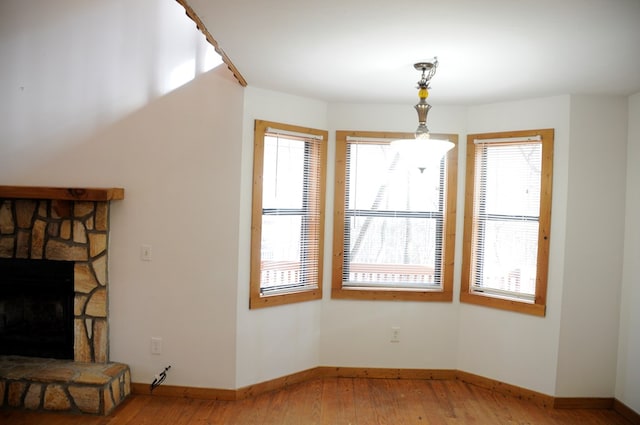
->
xmin=0 ymin=186 xmax=130 ymax=415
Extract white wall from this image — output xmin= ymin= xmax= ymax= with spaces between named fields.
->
xmin=555 ymin=96 xmax=628 ymax=397
xmin=0 ymin=0 xmax=244 ymax=389
xmin=617 ymin=92 xmax=640 ymax=411
xmin=235 ymin=87 xmax=328 ymax=387
xmin=459 ymin=96 xmax=571 ymax=395
xmin=106 ymin=70 xmax=243 ymax=389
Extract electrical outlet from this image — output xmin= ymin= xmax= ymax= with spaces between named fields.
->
xmin=151 ymin=337 xmax=162 ymax=354
xmin=141 ymin=244 xmax=152 ymax=261
xmin=390 ymin=327 xmax=400 ymax=343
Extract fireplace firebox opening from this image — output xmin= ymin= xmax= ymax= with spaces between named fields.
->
xmin=0 ymin=257 xmax=75 ymax=360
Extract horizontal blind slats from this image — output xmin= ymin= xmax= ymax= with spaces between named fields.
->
xmin=471 ymin=139 xmax=542 ymax=297
xmin=342 ymin=138 xmax=447 ymax=289
xmin=259 ymin=132 xmax=323 ymax=292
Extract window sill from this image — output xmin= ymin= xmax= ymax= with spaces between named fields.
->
xmin=250 ymin=287 xmax=322 ymax=309
xmin=332 ymin=287 xmax=452 ymax=302
xmin=460 ymin=291 xmax=546 ymax=316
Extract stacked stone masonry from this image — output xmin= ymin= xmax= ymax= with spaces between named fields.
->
xmin=0 ymin=356 xmax=130 ymax=415
xmin=0 ymin=198 xmax=110 ymax=362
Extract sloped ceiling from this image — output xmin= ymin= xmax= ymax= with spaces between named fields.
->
xmin=187 ymin=0 xmax=640 ymax=105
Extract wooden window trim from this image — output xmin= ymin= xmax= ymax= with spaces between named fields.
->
xmin=331 ymin=130 xmax=458 ymax=302
xmin=460 ymin=129 xmax=554 ymax=316
xmin=250 ymin=120 xmax=327 ymax=309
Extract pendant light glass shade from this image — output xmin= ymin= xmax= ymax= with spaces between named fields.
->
xmin=392 ymin=134 xmax=454 ymax=173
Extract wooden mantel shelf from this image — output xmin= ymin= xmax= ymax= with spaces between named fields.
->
xmin=0 ymin=185 xmax=124 ymax=201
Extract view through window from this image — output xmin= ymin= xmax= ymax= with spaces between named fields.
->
xmin=332 ymin=131 xmax=457 ymax=301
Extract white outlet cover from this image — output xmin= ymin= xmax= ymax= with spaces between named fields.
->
xmin=141 ymin=245 xmax=152 ymax=261
xmin=151 ymin=337 xmax=162 ymax=354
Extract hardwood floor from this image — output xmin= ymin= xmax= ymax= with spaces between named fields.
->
xmin=1 ymin=378 xmax=633 ymax=424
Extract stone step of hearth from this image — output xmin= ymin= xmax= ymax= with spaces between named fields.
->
xmin=0 ymin=356 xmax=131 ymax=415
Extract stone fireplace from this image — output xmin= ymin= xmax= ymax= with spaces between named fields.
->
xmin=0 ymin=186 xmax=130 ymax=415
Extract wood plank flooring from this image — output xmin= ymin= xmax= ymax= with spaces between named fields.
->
xmin=1 ymin=378 xmax=633 ymax=424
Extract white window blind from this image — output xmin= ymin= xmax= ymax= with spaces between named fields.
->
xmin=342 ymin=139 xmax=447 ymax=289
xmin=470 ymin=139 xmax=542 ymax=302
xmin=259 ymin=130 xmax=323 ymax=294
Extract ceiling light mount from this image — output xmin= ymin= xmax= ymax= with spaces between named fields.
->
xmin=414 ymin=60 xmax=438 ymax=86
xmin=414 ymin=62 xmax=435 ymax=71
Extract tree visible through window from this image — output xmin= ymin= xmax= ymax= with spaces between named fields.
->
xmin=461 ymin=129 xmax=554 ymax=316
xmin=332 ymin=131 xmax=458 ymax=301
xmin=250 ymin=120 xmax=327 ymax=309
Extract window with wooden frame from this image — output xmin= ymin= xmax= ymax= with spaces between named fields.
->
xmin=250 ymin=120 xmax=327 ymax=309
xmin=331 ymin=130 xmax=458 ymax=301
xmin=460 ymin=129 xmax=554 ymax=316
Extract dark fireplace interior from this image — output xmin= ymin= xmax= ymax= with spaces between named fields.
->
xmin=0 ymin=258 xmax=74 ymax=360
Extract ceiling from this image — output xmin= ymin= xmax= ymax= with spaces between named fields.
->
xmin=188 ymin=0 xmax=640 ymax=106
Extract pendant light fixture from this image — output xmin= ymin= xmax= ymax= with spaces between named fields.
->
xmin=391 ymin=58 xmax=454 ymax=172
